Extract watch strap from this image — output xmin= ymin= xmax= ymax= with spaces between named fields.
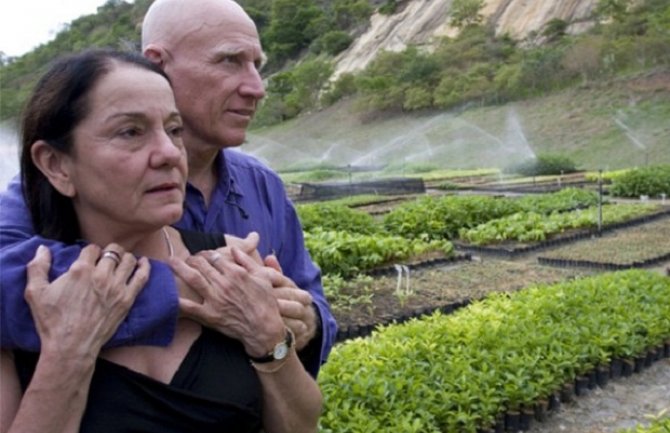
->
xmin=249 ymin=328 xmax=294 ymax=363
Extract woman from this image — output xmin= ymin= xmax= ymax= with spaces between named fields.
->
xmin=0 ymin=50 xmax=322 ymax=433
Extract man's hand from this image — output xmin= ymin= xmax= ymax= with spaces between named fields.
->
xmin=169 ymin=247 xmax=286 ymax=358
xmin=263 ymin=255 xmax=317 ymax=351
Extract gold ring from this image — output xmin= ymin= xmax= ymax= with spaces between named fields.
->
xmin=101 ymin=250 xmax=121 ymax=266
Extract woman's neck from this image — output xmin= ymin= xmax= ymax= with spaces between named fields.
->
xmin=80 ymin=226 xmax=173 ymax=261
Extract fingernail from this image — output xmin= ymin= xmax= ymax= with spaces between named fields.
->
xmin=36 ymin=245 xmax=47 ymax=254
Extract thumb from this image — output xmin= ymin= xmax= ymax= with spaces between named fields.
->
xmin=239 ymin=231 xmax=260 ymax=253
xmin=25 ymin=245 xmax=52 ymax=294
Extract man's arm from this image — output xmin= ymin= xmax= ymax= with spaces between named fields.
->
xmin=0 ymin=176 xmax=178 ymax=350
xmin=276 ymin=200 xmax=337 ymax=378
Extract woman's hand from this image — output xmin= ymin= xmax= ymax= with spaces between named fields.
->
xmin=25 ymin=244 xmax=149 ymax=357
xmin=1 ymin=244 xmax=150 ymax=433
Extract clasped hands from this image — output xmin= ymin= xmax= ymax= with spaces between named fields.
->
xmin=168 ymin=232 xmax=317 ymax=356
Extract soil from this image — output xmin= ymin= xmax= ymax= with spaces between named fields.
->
xmin=328 ymin=196 xmax=670 ymax=433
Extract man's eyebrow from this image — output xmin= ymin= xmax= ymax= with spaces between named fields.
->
xmin=166 ymin=112 xmax=182 ymax=122
xmin=213 ymin=45 xmax=266 ymax=64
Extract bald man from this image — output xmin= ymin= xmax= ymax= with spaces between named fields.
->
xmin=0 ymin=0 xmax=336 ymax=378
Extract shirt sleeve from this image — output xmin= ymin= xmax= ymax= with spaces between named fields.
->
xmin=278 ymin=198 xmax=337 ymax=378
xmin=0 ymin=175 xmax=178 ymax=350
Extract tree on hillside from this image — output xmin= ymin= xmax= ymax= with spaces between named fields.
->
xmin=542 ymin=18 xmax=569 ymax=43
xmin=449 ymin=0 xmax=486 ymax=29
xmin=596 ymin=0 xmax=631 ymax=23
xmin=265 ymin=0 xmax=326 ymax=62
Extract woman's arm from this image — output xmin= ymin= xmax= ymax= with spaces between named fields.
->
xmin=0 ymin=178 xmax=178 ymax=350
xmin=254 ymin=350 xmax=323 ymax=433
xmin=1 ymin=244 xmax=147 ymax=433
xmin=172 ymin=246 xmax=322 ymax=433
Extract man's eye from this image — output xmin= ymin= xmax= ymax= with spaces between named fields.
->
xmin=168 ymin=125 xmax=184 ymax=138
xmin=222 ymin=55 xmax=239 ymax=64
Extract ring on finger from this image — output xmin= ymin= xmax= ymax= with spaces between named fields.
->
xmin=209 ymin=252 xmax=223 ymax=265
xmin=101 ymin=250 xmax=122 ymax=266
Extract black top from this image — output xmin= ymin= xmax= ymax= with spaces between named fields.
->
xmin=14 ymin=230 xmax=263 ymax=433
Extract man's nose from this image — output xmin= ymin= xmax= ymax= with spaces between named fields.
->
xmin=239 ymin=64 xmax=266 ymax=99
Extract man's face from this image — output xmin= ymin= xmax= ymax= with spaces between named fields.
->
xmin=165 ymin=15 xmax=266 ymax=149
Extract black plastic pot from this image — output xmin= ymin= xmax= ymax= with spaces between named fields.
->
xmin=519 ymin=408 xmax=534 ymax=431
xmin=574 ymin=376 xmax=589 ymax=396
xmin=548 ymin=392 xmax=561 ymax=412
xmin=596 ymin=366 xmax=609 ymax=388
xmin=534 ymin=399 xmax=549 ymax=422
xmin=610 ymin=358 xmax=623 ymax=379
xmin=560 ymin=382 xmax=574 ymax=403
xmin=622 ymin=359 xmax=635 ymax=377
xmin=504 ymin=411 xmax=520 ymax=432
xmin=587 ymin=370 xmax=597 ymax=389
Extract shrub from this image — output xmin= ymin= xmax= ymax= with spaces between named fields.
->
xmin=617 ymin=416 xmax=670 ymax=433
xmin=504 ymin=154 xmax=578 ymax=176
xmin=318 ymin=270 xmax=670 ymax=432
xmin=609 ymin=165 xmax=670 ymax=198
xmin=297 ymin=203 xmax=379 ymax=234
xmin=312 ymin=30 xmax=353 ymax=56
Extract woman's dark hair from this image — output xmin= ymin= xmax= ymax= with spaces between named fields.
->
xmin=20 ymin=49 xmax=171 ymax=243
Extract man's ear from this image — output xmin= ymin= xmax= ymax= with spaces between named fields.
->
xmin=144 ymin=44 xmax=167 ymax=68
xmin=31 ymin=141 xmax=76 ymax=198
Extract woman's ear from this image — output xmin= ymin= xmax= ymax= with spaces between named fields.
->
xmin=30 ymin=141 xmax=76 ymax=198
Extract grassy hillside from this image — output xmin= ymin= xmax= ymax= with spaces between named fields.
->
xmin=246 ymin=68 xmax=670 ymax=172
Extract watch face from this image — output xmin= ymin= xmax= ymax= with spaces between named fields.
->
xmin=274 ymin=343 xmax=289 ymax=360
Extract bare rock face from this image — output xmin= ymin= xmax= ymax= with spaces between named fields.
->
xmin=486 ymin=0 xmax=597 ymax=39
xmin=333 ymin=0 xmax=598 ymax=79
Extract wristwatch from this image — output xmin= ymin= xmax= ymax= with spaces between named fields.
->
xmin=249 ymin=328 xmax=294 ymax=363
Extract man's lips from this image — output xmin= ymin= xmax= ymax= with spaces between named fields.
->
xmin=228 ymin=108 xmax=255 ymax=118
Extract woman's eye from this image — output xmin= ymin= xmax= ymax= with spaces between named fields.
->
xmin=118 ymin=127 xmax=142 ymax=138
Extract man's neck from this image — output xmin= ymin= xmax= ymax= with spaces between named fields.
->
xmin=186 ymin=145 xmax=221 ymax=207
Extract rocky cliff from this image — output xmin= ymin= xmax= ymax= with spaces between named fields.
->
xmin=334 ymin=0 xmax=599 ymax=78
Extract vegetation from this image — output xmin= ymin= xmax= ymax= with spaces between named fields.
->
xmin=458 ymin=203 xmax=659 ymax=245
xmin=318 ymin=270 xmax=670 ymax=432
xmin=381 ymin=189 xmax=599 ymax=241
xmin=609 ymin=165 xmax=670 ymax=198
xmin=304 ymin=228 xmax=452 ymax=277
xmin=0 ymin=0 xmax=372 ymax=120
xmin=3 ymin=0 xmax=669 ymax=134
xmin=503 ymin=154 xmax=578 ymax=176
xmin=617 ymin=415 xmax=670 ymax=433
xmin=541 ymin=216 xmax=670 ymax=265
xmin=297 ymin=202 xmax=380 ymax=234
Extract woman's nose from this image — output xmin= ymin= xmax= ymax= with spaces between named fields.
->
xmin=151 ymin=131 xmax=184 ymax=167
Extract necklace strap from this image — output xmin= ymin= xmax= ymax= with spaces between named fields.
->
xmin=162 ymin=227 xmax=174 ymax=258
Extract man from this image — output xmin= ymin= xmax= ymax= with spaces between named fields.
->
xmin=0 ymin=0 xmax=335 ymax=377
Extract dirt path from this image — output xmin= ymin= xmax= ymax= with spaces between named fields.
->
xmin=528 ymin=358 xmax=670 ymax=433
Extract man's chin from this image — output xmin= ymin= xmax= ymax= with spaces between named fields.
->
xmin=219 ymin=131 xmax=248 ymax=148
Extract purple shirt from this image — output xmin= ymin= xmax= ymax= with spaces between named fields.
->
xmin=0 ymin=149 xmax=336 ymax=377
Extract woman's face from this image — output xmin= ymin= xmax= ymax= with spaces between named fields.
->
xmin=63 ymin=64 xmax=187 ymax=238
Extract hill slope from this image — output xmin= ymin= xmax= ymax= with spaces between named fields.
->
xmin=334 ymin=0 xmax=599 ymax=78
xmin=246 ymin=69 xmax=670 ymax=171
